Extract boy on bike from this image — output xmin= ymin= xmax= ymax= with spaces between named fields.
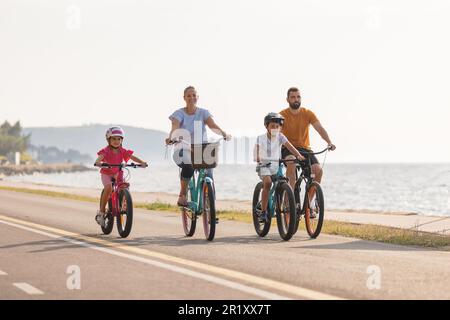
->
xmin=254 ymin=113 xmax=305 ymax=221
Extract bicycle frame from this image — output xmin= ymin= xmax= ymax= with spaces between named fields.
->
xmin=294 ymin=147 xmax=330 ymax=188
xmin=266 ymin=163 xmax=287 ymax=217
xmin=109 ymin=174 xmax=130 ymax=218
xmin=187 ymin=168 xmax=214 ymax=214
xmin=96 ymin=162 xmax=144 ymax=217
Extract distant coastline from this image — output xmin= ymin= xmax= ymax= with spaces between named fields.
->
xmin=0 ymin=163 xmax=92 ymax=177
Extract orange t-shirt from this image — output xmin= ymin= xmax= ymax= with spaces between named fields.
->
xmin=280 ymin=107 xmax=319 ymax=149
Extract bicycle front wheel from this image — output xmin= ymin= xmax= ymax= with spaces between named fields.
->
xmin=275 ymin=182 xmax=297 ymax=241
xmin=182 ymin=185 xmax=196 ymax=237
xmin=117 ymin=189 xmax=133 ymax=238
xmin=293 ymin=178 xmax=303 ymax=235
xmin=252 ymin=182 xmax=272 ymax=237
xmin=304 ymin=181 xmax=325 ymax=238
xmin=202 ymin=182 xmax=216 ymax=241
xmin=100 ymin=189 xmax=114 ymax=235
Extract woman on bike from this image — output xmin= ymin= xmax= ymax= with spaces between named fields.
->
xmin=255 ymin=113 xmax=305 ymax=221
xmin=166 ymin=86 xmax=231 ymax=207
xmin=94 ymin=126 xmax=148 ymax=227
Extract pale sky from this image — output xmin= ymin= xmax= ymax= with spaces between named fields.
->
xmin=1 ymin=0 xmax=450 ymax=162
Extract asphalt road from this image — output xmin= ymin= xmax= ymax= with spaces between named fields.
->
xmin=1 ymin=189 xmax=450 ymax=300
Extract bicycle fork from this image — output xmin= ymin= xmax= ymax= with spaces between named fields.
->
xmin=203 ymin=178 xmax=219 ymax=225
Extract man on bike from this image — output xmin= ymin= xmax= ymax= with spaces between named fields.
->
xmin=280 ymin=87 xmax=336 ymax=191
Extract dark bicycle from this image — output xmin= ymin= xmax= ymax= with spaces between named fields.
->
xmin=286 ymin=147 xmax=331 ymax=238
xmin=252 ymin=160 xmax=297 ymax=241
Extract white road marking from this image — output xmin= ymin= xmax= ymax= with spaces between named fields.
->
xmin=0 ymin=269 xmax=8 ymax=276
xmin=0 ymin=214 xmax=345 ymax=300
xmin=0 ymin=218 xmax=287 ymax=300
xmin=13 ymin=283 xmax=44 ymax=295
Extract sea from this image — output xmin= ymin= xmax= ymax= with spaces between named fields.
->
xmin=5 ymin=163 xmax=450 ymax=216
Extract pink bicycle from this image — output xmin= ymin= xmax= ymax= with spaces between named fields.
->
xmin=95 ymin=162 xmax=146 ymax=238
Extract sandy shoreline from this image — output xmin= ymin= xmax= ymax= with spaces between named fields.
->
xmin=0 ymin=163 xmax=91 ymax=177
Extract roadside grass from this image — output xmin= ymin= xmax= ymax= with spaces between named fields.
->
xmin=1 ymin=185 xmax=449 ymax=249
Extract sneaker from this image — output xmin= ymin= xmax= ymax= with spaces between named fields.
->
xmin=258 ymin=211 xmax=269 ymax=223
xmin=95 ymin=211 xmax=106 ymax=227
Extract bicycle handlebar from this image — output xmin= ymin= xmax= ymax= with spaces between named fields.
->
xmin=257 ymin=146 xmax=332 ymax=168
xmin=166 ymin=136 xmax=228 ymax=146
xmin=94 ymin=162 xmax=148 ymax=168
xmin=310 ymin=146 xmax=333 ymax=155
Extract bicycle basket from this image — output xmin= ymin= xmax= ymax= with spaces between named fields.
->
xmin=190 ymin=142 xmax=220 ymax=169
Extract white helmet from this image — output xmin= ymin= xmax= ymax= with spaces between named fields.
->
xmin=105 ymin=126 xmax=125 ymax=140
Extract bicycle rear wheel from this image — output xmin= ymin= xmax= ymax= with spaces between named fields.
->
xmin=182 ymin=185 xmax=196 ymax=237
xmin=304 ymin=181 xmax=324 ymax=238
xmin=202 ymin=182 xmax=216 ymax=241
xmin=275 ymin=182 xmax=297 ymax=241
xmin=100 ymin=190 xmax=114 ymax=235
xmin=252 ymin=182 xmax=272 ymax=237
xmin=116 ymin=189 xmax=133 ymax=238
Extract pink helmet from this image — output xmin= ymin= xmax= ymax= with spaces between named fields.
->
xmin=105 ymin=126 xmax=125 ymax=140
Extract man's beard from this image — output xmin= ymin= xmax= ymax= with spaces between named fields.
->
xmin=290 ymin=101 xmax=301 ymax=110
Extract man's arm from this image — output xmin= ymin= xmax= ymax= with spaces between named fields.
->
xmin=312 ymin=121 xmax=336 ymax=150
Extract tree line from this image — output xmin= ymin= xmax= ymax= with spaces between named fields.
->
xmin=0 ymin=121 xmax=30 ymax=156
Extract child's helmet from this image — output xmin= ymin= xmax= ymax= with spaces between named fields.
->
xmin=106 ymin=126 xmax=125 ymax=140
xmin=264 ymin=113 xmax=285 ymax=127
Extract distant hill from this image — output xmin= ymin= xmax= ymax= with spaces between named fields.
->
xmin=23 ymin=124 xmax=257 ymax=165
xmin=24 ymin=124 xmax=169 ymax=163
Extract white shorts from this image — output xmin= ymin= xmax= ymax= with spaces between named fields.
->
xmin=256 ymin=162 xmax=279 ymax=180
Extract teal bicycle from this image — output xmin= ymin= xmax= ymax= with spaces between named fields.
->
xmin=252 ymin=160 xmax=297 ymax=241
xmin=168 ymin=138 xmax=222 ymax=241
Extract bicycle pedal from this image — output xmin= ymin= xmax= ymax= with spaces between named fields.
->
xmin=215 ymin=218 xmax=219 ymax=224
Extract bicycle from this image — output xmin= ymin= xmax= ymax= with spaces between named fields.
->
xmin=286 ymin=146 xmax=331 ymax=238
xmin=94 ymin=162 xmax=147 ymax=238
xmin=252 ymin=160 xmax=297 ymax=241
xmin=167 ymin=138 xmax=224 ymax=241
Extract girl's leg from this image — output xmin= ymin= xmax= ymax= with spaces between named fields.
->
xmin=100 ymin=174 xmax=113 ymax=213
xmin=100 ymin=184 xmax=112 ymax=213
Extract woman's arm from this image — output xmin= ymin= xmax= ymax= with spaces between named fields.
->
xmin=165 ymin=118 xmax=181 ymax=145
xmin=205 ymin=117 xmax=231 ymax=140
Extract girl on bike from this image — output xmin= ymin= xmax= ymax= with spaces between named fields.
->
xmin=94 ymin=126 xmax=148 ymax=227
xmin=255 ymin=113 xmax=305 ymax=221
xmin=166 ymin=86 xmax=231 ymax=207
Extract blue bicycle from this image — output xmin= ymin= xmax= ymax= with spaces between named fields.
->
xmin=252 ymin=160 xmax=297 ymax=241
xmin=168 ymin=139 xmax=222 ymax=241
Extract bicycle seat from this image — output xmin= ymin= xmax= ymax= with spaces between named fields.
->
xmin=272 ymin=175 xmax=289 ymax=183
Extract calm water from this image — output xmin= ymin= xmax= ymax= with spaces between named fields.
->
xmin=6 ymin=163 xmax=450 ymax=216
